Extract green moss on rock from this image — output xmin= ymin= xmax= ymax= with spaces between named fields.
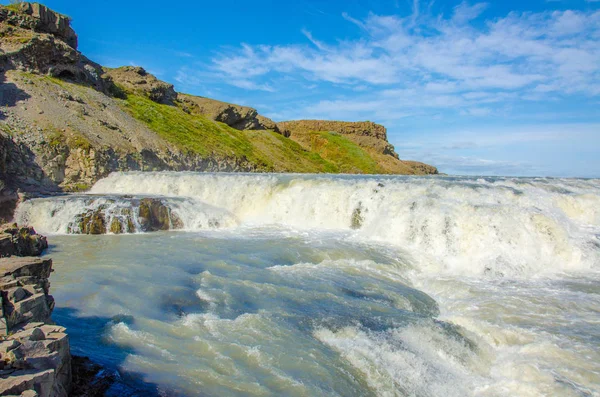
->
xmin=109 ymin=218 xmax=123 ymax=234
xmin=80 ymin=210 xmax=106 ymax=235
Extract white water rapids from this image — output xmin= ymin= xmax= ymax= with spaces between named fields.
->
xmin=14 ymin=172 xmax=600 ymax=396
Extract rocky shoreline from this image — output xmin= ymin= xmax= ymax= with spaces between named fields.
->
xmin=0 ymin=224 xmax=114 ymax=396
xmin=0 ymin=224 xmax=69 ymax=396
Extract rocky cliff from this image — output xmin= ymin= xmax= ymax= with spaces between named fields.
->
xmin=0 ymin=224 xmax=70 ymax=397
xmin=0 ymin=2 xmax=437 ymax=198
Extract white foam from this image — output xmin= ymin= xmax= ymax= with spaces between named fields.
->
xmin=314 ymin=322 xmax=486 ymax=397
xmin=79 ymin=172 xmax=600 ymax=277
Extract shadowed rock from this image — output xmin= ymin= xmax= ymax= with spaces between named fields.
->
xmin=0 ymin=224 xmax=48 ymax=257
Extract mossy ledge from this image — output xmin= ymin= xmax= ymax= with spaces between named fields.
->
xmin=0 ymin=1 xmax=437 ymax=198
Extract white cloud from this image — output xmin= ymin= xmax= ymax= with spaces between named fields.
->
xmin=206 ymin=4 xmax=600 ymax=99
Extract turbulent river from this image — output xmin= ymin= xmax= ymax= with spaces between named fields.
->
xmin=14 ymin=172 xmax=600 ymax=397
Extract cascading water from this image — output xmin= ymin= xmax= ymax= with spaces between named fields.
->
xmin=14 ymin=172 xmax=600 ymax=396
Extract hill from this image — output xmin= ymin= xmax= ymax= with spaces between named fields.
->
xmin=0 ymin=2 xmax=437 ymax=196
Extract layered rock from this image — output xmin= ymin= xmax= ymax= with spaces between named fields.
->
xmin=0 ymin=226 xmax=70 ymax=397
xmin=0 ymin=4 xmax=105 ymax=91
xmin=11 ymin=2 xmax=77 ymax=49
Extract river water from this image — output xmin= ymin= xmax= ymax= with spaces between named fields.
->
xmin=15 ymin=172 xmax=600 ymax=396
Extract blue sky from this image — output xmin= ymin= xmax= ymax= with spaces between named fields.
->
xmin=6 ymin=0 xmax=600 ymax=177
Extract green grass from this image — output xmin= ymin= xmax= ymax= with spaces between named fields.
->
xmin=307 ymin=131 xmax=381 ymax=174
xmin=247 ymin=130 xmax=339 ymax=173
xmin=120 ymin=95 xmax=347 ymax=173
xmin=121 ymin=94 xmax=270 ymax=165
xmin=270 ymin=131 xmax=338 ymax=173
xmin=47 ymin=129 xmax=65 ymax=148
xmin=68 ymin=134 xmax=92 ymax=151
xmin=5 ymin=3 xmax=22 ymax=12
xmin=66 ymin=182 xmax=91 ymax=192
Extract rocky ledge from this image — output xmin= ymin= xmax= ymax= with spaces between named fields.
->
xmin=71 ymin=197 xmax=183 ymax=235
xmin=0 ymin=225 xmax=47 ymax=258
xmin=0 ymin=224 xmax=69 ymax=397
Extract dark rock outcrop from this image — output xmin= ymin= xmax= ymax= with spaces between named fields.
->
xmin=70 ymin=356 xmax=116 ymax=397
xmin=0 ymin=187 xmax=18 ymax=224
xmin=13 ymin=2 xmax=77 ymax=49
xmin=179 ymin=94 xmax=281 ymax=133
xmin=66 ymin=198 xmax=183 ymax=234
xmin=138 ymin=198 xmax=183 ymax=232
xmin=0 ymin=4 xmax=106 ymax=90
xmin=0 ymin=224 xmax=47 ymax=258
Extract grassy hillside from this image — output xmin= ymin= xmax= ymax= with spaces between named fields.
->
xmin=120 ymin=94 xmax=338 ymax=173
xmin=303 ymin=131 xmax=381 ymax=174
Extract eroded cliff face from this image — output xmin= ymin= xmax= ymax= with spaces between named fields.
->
xmin=0 ymin=2 xmax=437 ymax=200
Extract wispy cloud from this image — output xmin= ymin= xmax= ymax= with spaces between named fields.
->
xmin=207 ymin=4 xmax=600 ymax=100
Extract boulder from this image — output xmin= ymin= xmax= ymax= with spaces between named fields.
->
xmin=138 ymin=198 xmax=183 ymax=232
xmin=79 ymin=210 xmax=106 ymax=235
xmin=0 ymin=225 xmax=48 ymax=258
xmin=0 ymin=368 xmax=55 ymax=397
xmin=0 ymin=257 xmax=54 ymax=332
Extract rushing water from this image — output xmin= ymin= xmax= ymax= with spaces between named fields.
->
xmin=15 ymin=172 xmax=600 ymax=396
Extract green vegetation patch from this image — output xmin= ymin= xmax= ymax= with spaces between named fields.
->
xmin=307 ymin=131 xmax=381 ymax=174
xmin=120 ymin=95 xmax=347 ymax=173
xmin=120 ymin=94 xmax=266 ymax=161
xmin=67 ymin=133 xmax=92 ymax=151
xmin=47 ymin=129 xmax=65 ymax=148
xmin=245 ymin=130 xmax=338 ymax=173
xmin=65 ymin=182 xmax=91 ymax=192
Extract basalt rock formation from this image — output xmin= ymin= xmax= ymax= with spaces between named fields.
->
xmin=0 ymin=224 xmax=71 ymax=397
xmin=0 ymin=2 xmax=437 ymax=203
